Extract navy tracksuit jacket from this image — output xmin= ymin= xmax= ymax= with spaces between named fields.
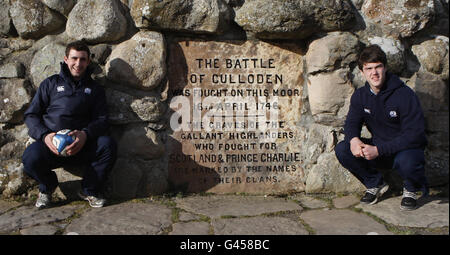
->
xmin=24 ymin=63 xmax=109 ymax=141
xmin=22 ymin=62 xmax=116 ymax=196
xmin=336 ymin=72 xmax=428 ymax=193
xmin=344 ymin=72 xmax=427 ymax=155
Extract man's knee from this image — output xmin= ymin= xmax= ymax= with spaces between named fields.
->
xmin=335 ymin=141 xmax=350 ymax=161
xmin=96 ymin=136 xmax=117 ymax=158
xmin=22 ymin=141 xmax=48 ymax=170
xmin=394 ymin=149 xmax=425 ymax=174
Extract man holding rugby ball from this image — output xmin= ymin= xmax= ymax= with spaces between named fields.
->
xmin=22 ymin=41 xmax=117 ymax=208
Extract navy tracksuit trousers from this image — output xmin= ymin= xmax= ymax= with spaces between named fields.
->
xmin=335 ymin=140 xmax=428 ymax=195
xmin=22 ymin=136 xmax=117 ymax=196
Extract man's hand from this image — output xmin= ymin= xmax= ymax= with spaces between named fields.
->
xmin=350 ymin=137 xmax=364 ymax=157
xmin=65 ymin=130 xmax=87 ymax=156
xmin=44 ymin=132 xmax=59 ymax=155
xmin=361 ymin=144 xmax=379 ymax=160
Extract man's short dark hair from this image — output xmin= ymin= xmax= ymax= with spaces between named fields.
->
xmin=358 ymin=45 xmax=387 ymax=70
xmin=65 ymin=40 xmax=91 ymax=58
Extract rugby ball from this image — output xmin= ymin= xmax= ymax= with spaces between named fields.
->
xmin=52 ymin=129 xmax=75 ymax=157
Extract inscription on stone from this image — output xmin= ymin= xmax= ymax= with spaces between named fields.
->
xmin=167 ymin=40 xmax=305 ymax=193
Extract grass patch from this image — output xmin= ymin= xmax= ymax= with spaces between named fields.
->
xmin=171 ymin=208 xmax=181 ymax=222
xmin=297 ymin=217 xmax=315 ymax=235
xmin=220 ymin=215 xmax=237 ymax=219
xmin=198 ymin=214 xmax=211 ymax=223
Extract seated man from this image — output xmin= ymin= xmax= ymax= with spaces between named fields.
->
xmin=22 ymin=41 xmax=117 ymax=208
xmin=335 ymin=45 xmax=428 ymax=211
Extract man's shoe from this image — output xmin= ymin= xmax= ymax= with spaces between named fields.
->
xmin=78 ymin=190 xmax=106 ymax=208
xmin=400 ymin=188 xmax=417 ymax=211
xmin=35 ymin=192 xmax=52 ymax=208
xmin=360 ymin=182 xmax=389 ymax=205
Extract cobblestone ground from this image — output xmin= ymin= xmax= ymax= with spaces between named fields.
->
xmin=0 ymin=186 xmax=448 ymax=235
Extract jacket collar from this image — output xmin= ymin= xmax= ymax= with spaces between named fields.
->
xmin=59 ymin=62 xmax=93 ymax=87
xmin=364 ymin=72 xmax=403 ymax=96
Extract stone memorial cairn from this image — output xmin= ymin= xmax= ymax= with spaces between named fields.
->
xmin=0 ymin=0 xmax=448 ymax=200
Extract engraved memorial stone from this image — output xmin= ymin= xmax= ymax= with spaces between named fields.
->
xmin=167 ymin=40 xmax=305 ymax=194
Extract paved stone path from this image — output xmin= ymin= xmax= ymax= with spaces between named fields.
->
xmin=0 ymin=193 xmax=448 ymax=235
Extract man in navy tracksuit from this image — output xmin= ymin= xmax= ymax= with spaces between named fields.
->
xmin=335 ymin=45 xmax=428 ymax=211
xmin=22 ymin=41 xmax=117 ymax=208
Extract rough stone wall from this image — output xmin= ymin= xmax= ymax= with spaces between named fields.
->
xmin=0 ymin=0 xmax=448 ymax=199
